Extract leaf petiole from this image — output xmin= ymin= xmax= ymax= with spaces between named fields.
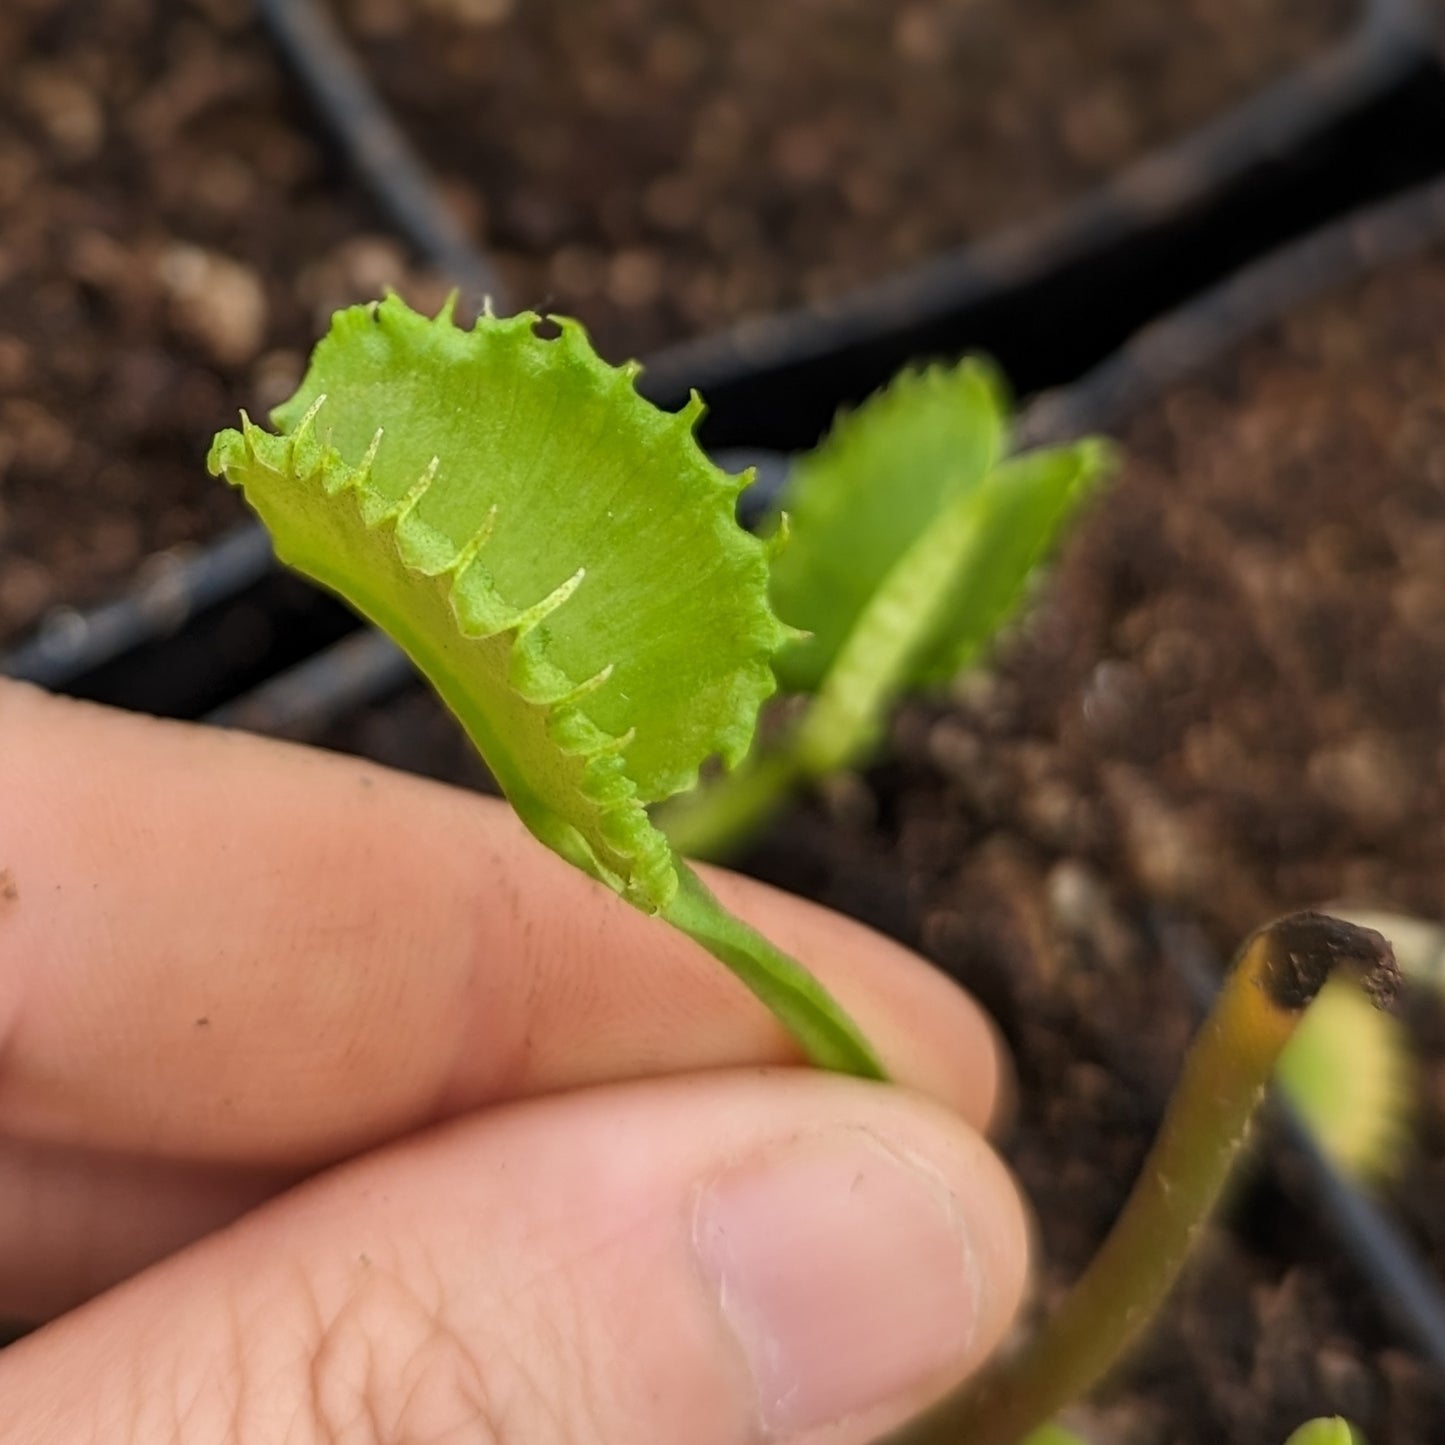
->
xmin=662 ymin=855 xmax=888 ymax=1080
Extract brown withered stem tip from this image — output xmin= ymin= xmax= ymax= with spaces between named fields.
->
xmin=1257 ymin=910 xmax=1399 ymax=1012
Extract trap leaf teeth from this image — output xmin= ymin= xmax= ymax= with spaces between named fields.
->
xmin=207 ymin=295 xmax=794 ymax=913
xmin=663 ymin=360 xmax=1111 ymax=861
xmin=768 ymin=357 xmax=1010 ymax=693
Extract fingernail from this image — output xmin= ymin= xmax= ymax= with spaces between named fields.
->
xmin=694 ymin=1127 xmax=981 ymax=1434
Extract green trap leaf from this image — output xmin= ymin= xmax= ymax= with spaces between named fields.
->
xmin=665 ymin=358 xmax=1112 ymax=859
xmin=1278 ymin=976 xmax=1414 ymax=1183
xmin=209 ymin=296 xmax=884 ymax=1079
xmin=768 ymin=360 xmax=1008 ymax=693
xmin=209 ymin=297 xmax=789 ymax=914
xmin=1282 ymin=1419 xmax=1366 ymax=1445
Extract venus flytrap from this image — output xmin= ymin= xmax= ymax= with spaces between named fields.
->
xmin=210 ymin=299 xmax=1402 ymax=1445
xmin=662 ymin=363 xmax=1111 ymax=860
xmin=1277 ymin=974 xmax=1414 ymax=1182
xmin=208 ymin=295 xmax=884 ymax=1077
xmin=1283 ymin=1420 xmax=1368 ymax=1445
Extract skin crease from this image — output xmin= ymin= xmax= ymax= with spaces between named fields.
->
xmin=0 ymin=679 xmax=1029 ymax=1443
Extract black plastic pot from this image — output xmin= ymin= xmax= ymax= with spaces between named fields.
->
xmin=12 ymin=0 xmax=1445 ymax=705
xmin=634 ymin=0 xmax=1445 ymax=442
xmin=257 ymin=0 xmax=1445 ymax=443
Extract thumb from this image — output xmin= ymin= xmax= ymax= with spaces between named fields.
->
xmin=0 ymin=1071 xmax=1029 ymax=1444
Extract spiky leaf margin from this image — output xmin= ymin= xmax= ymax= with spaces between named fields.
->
xmin=768 ymin=359 xmax=1008 ymax=693
xmin=208 ymin=297 xmax=793 ymax=913
xmin=663 ymin=403 xmax=1110 ymax=860
xmin=793 ymin=439 xmax=1109 ymax=776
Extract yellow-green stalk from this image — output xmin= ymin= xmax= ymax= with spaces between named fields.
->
xmin=887 ymin=913 xmax=1397 ymax=1445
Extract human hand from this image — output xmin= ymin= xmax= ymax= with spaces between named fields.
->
xmin=0 ymin=680 xmax=1027 ymax=1444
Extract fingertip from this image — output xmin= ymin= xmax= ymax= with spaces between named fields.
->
xmin=0 ymin=1070 xmax=1030 ymax=1445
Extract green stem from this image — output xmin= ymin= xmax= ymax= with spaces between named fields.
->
xmin=885 ymin=912 xmax=1397 ymax=1445
xmin=661 ymin=855 xmax=888 ymax=1080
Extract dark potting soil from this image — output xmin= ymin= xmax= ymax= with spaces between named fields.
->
xmin=336 ymin=0 xmax=1358 ymax=358
xmin=318 ymin=245 xmax=1445 ymax=1441
xmin=0 ymin=0 xmax=444 ymax=645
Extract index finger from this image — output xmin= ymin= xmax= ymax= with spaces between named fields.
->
xmin=0 ymin=681 xmax=1003 ymax=1167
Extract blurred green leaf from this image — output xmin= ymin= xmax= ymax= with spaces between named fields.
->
xmin=1282 ymin=1417 xmax=1366 ymax=1445
xmin=768 ymin=359 xmax=1007 ymax=692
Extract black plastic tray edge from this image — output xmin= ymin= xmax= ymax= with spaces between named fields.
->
xmin=5 ymin=0 xmax=1438 ymax=692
